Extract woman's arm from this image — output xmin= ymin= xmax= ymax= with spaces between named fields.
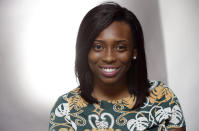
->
xmin=169 ymin=127 xmax=186 ymax=131
xmin=48 ymin=96 xmax=76 ymax=131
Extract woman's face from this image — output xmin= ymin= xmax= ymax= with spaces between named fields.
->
xmin=88 ymin=21 xmax=136 ymax=86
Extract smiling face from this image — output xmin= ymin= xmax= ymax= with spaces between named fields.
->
xmin=88 ymin=21 xmax=137 ymax=86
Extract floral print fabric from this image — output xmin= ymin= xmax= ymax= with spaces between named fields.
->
xmin=49 ymin=81 xmax=186 ymax=131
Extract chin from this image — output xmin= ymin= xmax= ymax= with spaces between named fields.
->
xmin=99 ymin=77 xmax=121 ymax=86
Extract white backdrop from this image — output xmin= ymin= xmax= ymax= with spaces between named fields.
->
xmin=159 ymin=0 xmax=199 ymax=130
xmin=0 ymin=0 xmax=198 ymax=130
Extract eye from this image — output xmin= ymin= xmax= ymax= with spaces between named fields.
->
xmin=92 ymin=43 xmax=103 ymax=51
xmin=116 ymin=44 xmax=127 ymax=51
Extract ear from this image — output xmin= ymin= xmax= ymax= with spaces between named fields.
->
xmin=133 ymin=48 xmax=137 ymax=59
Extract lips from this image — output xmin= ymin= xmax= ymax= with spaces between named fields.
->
xmin=99 ymin=65 xmax=120 ymax=77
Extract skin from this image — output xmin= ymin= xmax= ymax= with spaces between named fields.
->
xmin=170 ymin=128 xmax=186 ymax=131
xmin=88 ymin=21 xmax=136 ymax=101
xmin=87 ymin=21 xmax=186 ymax=131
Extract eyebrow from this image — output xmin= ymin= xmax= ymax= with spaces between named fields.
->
xmin=94 ymin=40 xmax=104 ymax=43
xmin=94 ymin=40 xmax=128 ymax=43
xmin=116 ymin=40 xmax=128 ymax=43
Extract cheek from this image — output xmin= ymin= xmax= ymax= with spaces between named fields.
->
xmin=117 ymin=53 xmax=132 ymax=72
xmin=118 ymin=53 xmax=132 ymax=65
xmin=88 ymin=51 xmax=101 ymax=67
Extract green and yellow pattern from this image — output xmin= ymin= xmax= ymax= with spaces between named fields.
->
xmin=49 ymin=81 xmax=186 ymax=131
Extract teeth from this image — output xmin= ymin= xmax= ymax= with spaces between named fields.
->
xmin=102 ymin=68 xmax=116 ymax=72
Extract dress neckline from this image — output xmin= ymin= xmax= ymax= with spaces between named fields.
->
xmin=96 ymin=94 xmax=136 ymax=109
xmin=98 ymin=94 xmax=133 ymax=103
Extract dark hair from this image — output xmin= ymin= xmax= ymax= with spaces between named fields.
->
xmin=75 ymin=2 xmax=150 ymax=110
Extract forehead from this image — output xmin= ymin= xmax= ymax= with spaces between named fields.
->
xmin=95 ymin=21 xmax=133 ymax=41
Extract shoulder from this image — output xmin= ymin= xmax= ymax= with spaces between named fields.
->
xmin=146 ymin=81 xmax=186 ymax=129
xmin=60 ymin=86 xmax=82 ymax=102
xmin=52 ymin=87 xmax=88 ymax=111
xmin=52 ymin=87 xmax=81 ymax=106
xmin=147 ymin=80 xmax=176 ymax=104
xmin=149 ymin=80 xmax=168 ymax=91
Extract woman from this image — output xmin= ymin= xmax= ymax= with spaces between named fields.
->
xmin=49 ymin=2 xmax=186 ymax=131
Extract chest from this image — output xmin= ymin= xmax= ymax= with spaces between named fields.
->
xmin=69 ymin=100 xmax=169 ymax=131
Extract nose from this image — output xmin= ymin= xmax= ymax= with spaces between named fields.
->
xmin=102 ymin=48 xmax=116 ymax=63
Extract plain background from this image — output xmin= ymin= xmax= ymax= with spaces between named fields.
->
xmin=0 ymin=0 xmax=198 ymax=130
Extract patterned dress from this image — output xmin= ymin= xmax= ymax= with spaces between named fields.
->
xmin=48 ymin=81 xmax=186 ymax=131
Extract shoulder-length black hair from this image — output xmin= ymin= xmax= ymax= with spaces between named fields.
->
xmin=75 ymin=2 xmax=150 ymax=110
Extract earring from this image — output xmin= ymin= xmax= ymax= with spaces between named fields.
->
xmin=133 ymin=56 xmax=137 ymax=60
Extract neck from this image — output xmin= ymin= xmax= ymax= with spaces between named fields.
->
xmin=92 ymin=78 xmax=130 ymax=101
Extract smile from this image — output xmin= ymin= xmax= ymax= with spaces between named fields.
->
xmin=99 ymin=66 xmax=120 ymax=77
xmin=102 ymin=67 xmax=116 ymax=73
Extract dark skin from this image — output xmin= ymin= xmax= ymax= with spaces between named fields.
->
xmin=88 ymin=21 xmax=185 ymax=131
xmin=88 ymin=21 xmax=136 ymax=101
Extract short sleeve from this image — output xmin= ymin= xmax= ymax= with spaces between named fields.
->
xmin=164 ymin=87 xmax=186 ymax=130
xmin=149 ymin=82 xmax=186 ymax=130
xmin=48 ymin=95 xmax=75 ymax=131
